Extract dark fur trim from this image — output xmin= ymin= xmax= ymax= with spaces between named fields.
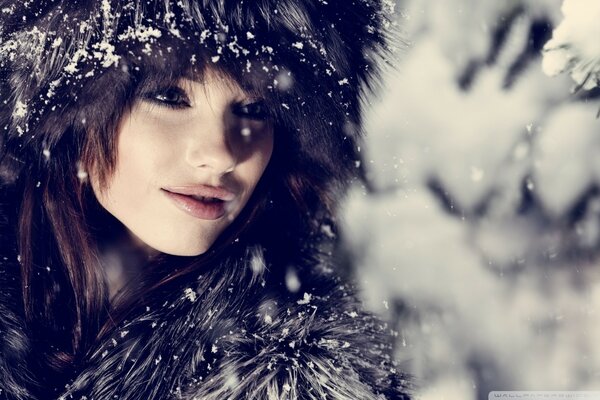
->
xmin=0 ymin=281 xmax=33 ymax=400
xmin=55 ymin=246 xmax=411 ymax=399
xmin=0 ymin=190 xmax=35 ymax=400
xmin=0 ymin=222 xmax=412 ymax=399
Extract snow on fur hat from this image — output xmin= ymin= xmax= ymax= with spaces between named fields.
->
xmin=0 ymin=0 xmax=394 ymax=219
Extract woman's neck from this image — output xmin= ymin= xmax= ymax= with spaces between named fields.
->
xmin=98 ymin=227 xmax=159 ymax=302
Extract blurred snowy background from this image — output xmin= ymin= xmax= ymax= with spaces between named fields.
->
xmin=339 ymin=1 xmax=600 ymax=399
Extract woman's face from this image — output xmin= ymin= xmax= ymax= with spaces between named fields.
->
xmin=90 ymin=71 xmax=274 ymax=256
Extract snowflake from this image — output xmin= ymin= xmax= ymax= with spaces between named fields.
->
xmin=297 ymin=292 xmax=312 ymax=305
xmin=184 ymin=288 xmax=197 ymax=302
xmin=13 ymin=101 xmax=27 ymax=118
xmin=51 ymin=37 xmax=63 ymax=48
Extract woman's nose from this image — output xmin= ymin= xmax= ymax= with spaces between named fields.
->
xmin=184 ymin=113 xmax=237 ymax=175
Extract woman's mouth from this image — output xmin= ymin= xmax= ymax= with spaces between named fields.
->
xmin=161 ymin=189 xmax=227 ymax=220
xmin=189 ymin=195 xmax=222 ymax=203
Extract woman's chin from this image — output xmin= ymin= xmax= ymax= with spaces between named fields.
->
xmin=162 ymin=246 xmax=210 ymax=257
xmin=141 ymin=237 xmax=213 ymax=257
xmin=122 ymin=227 xmax=213 ymax=258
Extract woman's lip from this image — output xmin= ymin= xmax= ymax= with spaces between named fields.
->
xmin=162 ymin=189 xmax=227 ymax=220
xmin=162 ymin=185 xmax=236 ymax=201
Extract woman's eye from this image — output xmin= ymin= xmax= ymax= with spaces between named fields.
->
xmin=144 ymin=87 xmax=191 ymax=109
xmin=233 ymin=101 xmax=270 ymax=120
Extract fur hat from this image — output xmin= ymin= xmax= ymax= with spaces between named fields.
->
xmin=0 ymin=0 xmax=394 ymax=194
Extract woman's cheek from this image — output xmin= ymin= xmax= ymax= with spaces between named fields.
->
xmin=120 ymin=119 xmax=186 ymax=172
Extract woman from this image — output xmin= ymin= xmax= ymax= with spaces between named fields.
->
xmin=0 ymin=0 xmax=412 ymax=399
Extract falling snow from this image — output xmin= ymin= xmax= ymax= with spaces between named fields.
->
xmin=285 ymin=268 xmax=301 ymax=293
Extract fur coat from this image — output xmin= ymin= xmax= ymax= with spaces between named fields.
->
xmin=0 ymin=201 xmax=412 ymax=400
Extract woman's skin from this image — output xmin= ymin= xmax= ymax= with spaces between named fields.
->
xmin=91 ymin=70 xmax=274 ymax=258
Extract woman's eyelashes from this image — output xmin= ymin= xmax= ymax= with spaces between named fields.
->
xmin=144 ymin=86 xmax=192 ymax=109
xmin=142 ymin=86 xmax=271 ymax=121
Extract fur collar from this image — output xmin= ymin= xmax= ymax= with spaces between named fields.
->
xmin=0 ymin=224 xmax=411 ymax=400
